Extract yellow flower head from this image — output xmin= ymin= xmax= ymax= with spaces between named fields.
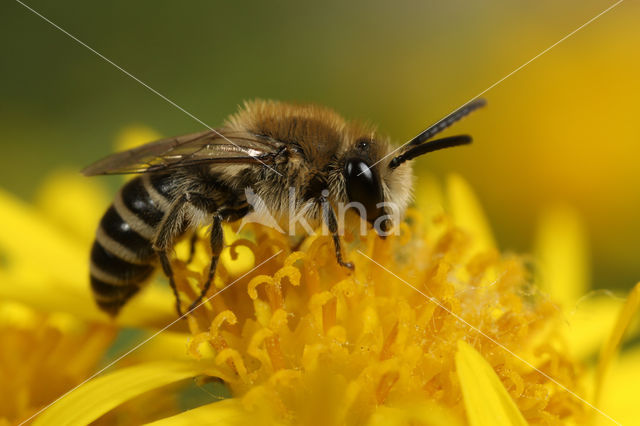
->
xmin=165 ymin=176 xmax=587 ymax=425
xmin=2 ymin=163 xmax=638 ymax=426
xmin=0 ymin=302 xmax=115 ymax=425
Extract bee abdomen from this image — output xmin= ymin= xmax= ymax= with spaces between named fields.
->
xmin=91 ymin=175 xmax=169 ymax=316
xmin=90 ymin=238 xmax=155 ymax=315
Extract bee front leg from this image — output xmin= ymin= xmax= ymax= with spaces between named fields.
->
xmin=320 ymin=194 xmax=354 ymax=271
xmin=187 ymin=214 xmax=223 ymax=313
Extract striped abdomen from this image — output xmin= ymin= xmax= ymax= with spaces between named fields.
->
xmin=90 ymin=173 xmax=173 ymax=316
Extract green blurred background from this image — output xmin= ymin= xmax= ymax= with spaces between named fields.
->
xmin=1 ymin=0 xmax=638 ymax=291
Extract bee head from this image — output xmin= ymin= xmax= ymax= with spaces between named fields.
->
xmin=344 ymin=141 xmax=388 ymax=233
xmin=342 ymin=137 xmax=407 ymax=236
xmin=343 ymin=99 xmax=486 ymax=236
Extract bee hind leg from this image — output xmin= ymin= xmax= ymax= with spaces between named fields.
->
xmin=158 ymin=252 xmax=184 ymax=317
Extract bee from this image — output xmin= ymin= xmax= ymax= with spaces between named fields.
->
xmin=83 ymin=98 xmax=485 ymax=317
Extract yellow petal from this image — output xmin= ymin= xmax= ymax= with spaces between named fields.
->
xmin=0 ymin=267 xmax=177 ymax=328
xmin=0 ymin=187 xmax=180 ymax=327
xmin=0 ymin=187 xmax=87 ymax=287
xmin=563 ymin=294 xmax=625 ymax=361
xmin=594 ymin=345 xmax=640 ymax=426
xmin=144 ymin=399 xmax=253 ymax=426
xmin=0 ymin=300 xmax=40 ymax=329
xmin=447 ymin=174 xmax=496 ymax=253
xmin=367 ymin=402 xmax=462 ymax=426
xmin=534 ymin=206 xmax=589 ymax=307
xmin=115 ymin=283 xmax=179 ymax=328
xmin=0 ymin=187 xmax=96 ymax=318
xmin=135 ymin=331 xmax=193 ymax=362
xmin=414 ymin=173 xmax=445 ymax=223
xmin=33 ymin=361 xmax=204 ymax=426
xmin=35 ymin=170 xmax=110 ymax=245
xmin=455 ymin=340 xmax=527 ymax=426
xmin=595 ymin=282 xmax=640 ymax=405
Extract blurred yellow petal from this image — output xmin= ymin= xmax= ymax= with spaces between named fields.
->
xmin=115 ymin=125 xmax=162 ymax=152
xmin=534 ymin=205 xmax=590 ymax=307
xmin=0 ymin=187 xmax=96 ymax=319
xmin=367 ymin=402 xmax=463 ymax=426
xmin=0 ymin=301 xmax=115 ymax=424
xmin=563 ymin=294 xmax=625 ymax=361
xmin=0 ymin=187 xmax=177 ymax=327
xmin=595 ymin=282 xmax=640 ymax=405
xmin=35 ymin=170 xmax=110 ymax=245
xmin=413 ymin=174 xmax=447 ymax=247
xmin=446 ymin=174 xmax=496 ymax=253
xmin=0 ymin=300 xmax=39 ymax=328
xmin=116 ymin=284 xmax=178 ymax=328
xmin=455 ymin=340 xmax=527 ymax=426
xmin=144 ymin=399 xmax=252 ymax=426
xmin=595 ymin=346 xmax=640 ymax=426
xmin=0 ymin=187 xmax=87 ymax=287
xmin=135 ymin=331 xmax=193 ymax=362
xmin=0 ymin=268 xmax=176 ymax=328
xmin=414 ymin=173 xmax=445 ymax=223
xmin=33 ymin=361 xmax=204 ymax=426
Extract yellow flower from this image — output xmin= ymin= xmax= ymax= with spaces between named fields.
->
xmin=0 ymin=170 xmax=177 ymax=328
xmin=1 ymin=127 xmax=638 ymax=425
xmin=149 ymin=174 xmax=596 ymax=425
xmin=0 ymin=301 xmax=115 ymax=425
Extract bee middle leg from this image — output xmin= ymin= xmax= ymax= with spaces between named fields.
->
xmin=186 ymin=232 xmax=199 ymax=264
xmin=320 ymin=195 xmax=354 ymax=270
xmin=154 ymin=194 xmax=190 ymax=316
xmin=154 ymin=193 xmax=222 ymax=317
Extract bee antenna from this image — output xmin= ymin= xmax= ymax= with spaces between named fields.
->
xmin=389 ymin=135 xmax=472 ymax=169
xmin=404 ymin=98 xmax=486 ymax=149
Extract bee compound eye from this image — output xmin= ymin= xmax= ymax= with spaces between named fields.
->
xmin=344 ymin=159 xmax=385 ymax=224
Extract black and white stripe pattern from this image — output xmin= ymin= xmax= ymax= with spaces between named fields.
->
xmin=89 ymin=169 xmax=253 ymax=316
xmin=90 ymin=174 xmax=172 ymax=315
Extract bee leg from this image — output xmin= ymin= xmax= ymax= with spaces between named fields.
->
xmin=159 ymin=251 xmax=183 ymax=317
xmin=320 ymin=195 xmax=355 ymax=271
xmin=188 ymin=215 xmax=223 ymax=313
xmin=186 ymin=232 xmax=199 ymax=264
xmin=154 ymin=194 xmax=190 ymax=317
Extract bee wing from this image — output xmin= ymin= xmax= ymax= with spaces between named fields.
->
xmin=82 ymin=129 xmax=281 ymax=176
